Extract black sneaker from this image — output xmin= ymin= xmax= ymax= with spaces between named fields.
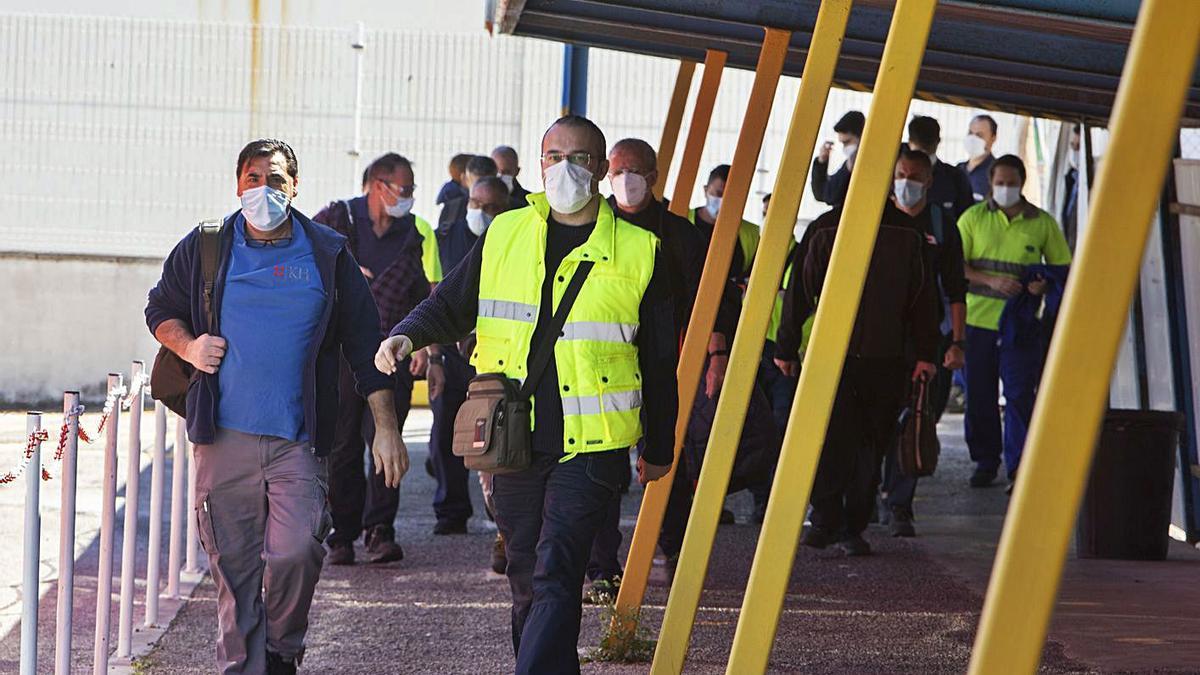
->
xmin=490 ymin=533 xmax=507 ymax=575
xmin=433 ymin=519 xmax=468 ymax=535
xmin=267 ymin=651 xmax=297 ymax=675
xmin=364 ymin=525 xmax=404 ymax=564
xmin=326 ymin=541 xmax=355 ymax=566
xmin=889 ymin=509 xmax=916 ymax=538
xmin=583 ymin=578 xmax=621 ymax=605
xmin=837 ymin=534 xmax=872 ymax=557
xmin=969 ymin=468 xmax=998 ymax=488
xmin=719 ymin=508 xmax=736 ymax=525
xmin=800 ymin=526 xmax=836 ymax=549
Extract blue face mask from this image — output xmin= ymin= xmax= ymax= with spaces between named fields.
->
xmin=240 ymin=185 xmax=290 ymax=231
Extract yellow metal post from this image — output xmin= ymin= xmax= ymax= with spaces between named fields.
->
xmin=969 ymin=2 xmax=1200 ymax=673
xmin=612 ymin=48 xmax=727 ymax=621
xmin=650 ymin=26 xmax=791 ymax=674
xmin=717 ymin=1 xmax=854 ymax=667
xmin=668 ymin=49 xmax=727 ymax=217
xmin=654 ymin=60 xmax=697 ymax=200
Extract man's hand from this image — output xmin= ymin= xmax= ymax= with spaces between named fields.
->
xmin=375 ymin=335 xmax=413 ymax=375
xmin=1027 ymin=278 xmax=1048 ymax=296
xmin=637 ymin=456 xmax=671 ymax=485
xmin=427 ymin=360 xmax=445 ymax=400
xmin=705 ymin=354 xmax=728 ymax=399
xmin=944 ymin=344 xmax=965 ymax=370
xmin=774 ymin=358 xmax=800 ymax=377
xmin=184 ymin=334 xmax=227 ymax=374
xmin=410 ymin=348 xmax=428 ymax=377
xmin=371 ymin=425 xmax=409 ymax=489
xmin=359 ymin=265 xmax=375 ymax=280
xmin=818 ymin=141 xmax=833 ymax=164
xmin=987 ymin=274 xmax=1024 ymax=298
xmin=912 ymin=360 xmax=937 ymax=382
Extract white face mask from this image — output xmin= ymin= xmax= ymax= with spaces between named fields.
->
xmin=543 ymin=160 xmax=594 ymax=214
xmin=610 ymin=172 xmax=649 ymax=209
xmin=893 ymin=179 xmax=926 ymax=209
xmin=466 ymin=207 xmax=493 ymax=236
xmin=843 ymin=143 xmax=859 ymax=161
xmin=499 ymin=174 xmax=515 ymax=190
xmin=385 ymin=196 xmax=414 ymax=218
xmin=963 ymin=134 xmax=988 ymax=159
xmin=240 ymin=185 xmax=290 ymax=232
xmin=705 ymin=195 xmax=722 ymax=218
xmin=993 ymin=185 xmax=1022 ymax=208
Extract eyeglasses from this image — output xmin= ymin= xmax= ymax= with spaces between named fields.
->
xmin=541 ymin=151 xmax=592 ymax=167
xmin=380 ymin=180 xmax=417 ymax=198
xmin=245 ymin=236 xmax=292 ymax=248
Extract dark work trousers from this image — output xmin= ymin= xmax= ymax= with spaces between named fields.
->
xmin=429 ymin=347 xmax=474 ymax=525
xmin=810 ymin=357 xmax=907 ymax=537
xmin=759 ymin=342 xmax=798 ymax=439
xmin=326 ymin=356 xmax=412 ymax=546
xmin=658 ymin=452 xmax=692 ymax=559
xmin=883 ymin=334 xmax=954 ymax=515
xmin=493 ymin=449 xmax=626 ymax=675
xmin=964 ymin=325 xmax=1041 ymax=479
xmin=586 ymin=452 xmax=633 ymax=583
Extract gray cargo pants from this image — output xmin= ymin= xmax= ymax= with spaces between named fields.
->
xmin=194 ymin=427 xmax=332 ymax=674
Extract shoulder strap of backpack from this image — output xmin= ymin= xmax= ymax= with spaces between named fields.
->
xmin=198 ymin=219 xmax=223 ymax=324
xmin=929 ymin=204 xmax=945 ymax=245
xmin=519 ymin=261 xmax=595 ymax=400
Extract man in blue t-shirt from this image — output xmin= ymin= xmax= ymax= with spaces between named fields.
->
xmin=146 ymin=139 xmax=406 ymax=675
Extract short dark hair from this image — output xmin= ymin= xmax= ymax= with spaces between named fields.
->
xmin=365 ymin=153 xmax=414 ymax=183
xmin=897 ymin=146 xmax=933 ymax=173
xmin=706 ymin=164 xmax=731 ymax=185
xmin=972 ymin=114 xmax=998 ymax=137
xmin=449 ymin=153 xmax=472 ymax=174
xmin=467 ymin=154 xmax=498 ymax=178
xmin=762 ymin=192 xmax=772 ymax=204
xmin=908 ymin=115 xmax=941 ymax=148
xmin=237 ymin=139 xmax=298 ymax=179
xmin=989 ymin=154 xmax=1027 ymax=183
xmin=543 ymin=115 xmax=608 ymax=160
xmin=833 ymin=110 xmax=865 ymax=137
xmin=472 ymin=175 xmax=510 ymax=200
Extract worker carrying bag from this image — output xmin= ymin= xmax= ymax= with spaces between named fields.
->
xmin=896 ymin=374 xmax=940 ymax=478
xmin=150 ymin=219 xmax=223 ymax=418
xmin=451 ymin=260 xmax=594 ymax=474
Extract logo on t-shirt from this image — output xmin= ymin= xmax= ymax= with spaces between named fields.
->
xmin=272 ymin=264 xmax=312 ymax=285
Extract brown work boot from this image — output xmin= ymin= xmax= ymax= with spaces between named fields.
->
xmin=326 ymin=541 xmax=355 ymax=566
xmin=490 ymin=532 xmax=507 ymax=575
xmin=364 ymin=525 xmax=404 ymax=564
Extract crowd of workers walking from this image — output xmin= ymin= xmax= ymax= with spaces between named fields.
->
xmin=143 ymin=107 xmax=1073 ymax=673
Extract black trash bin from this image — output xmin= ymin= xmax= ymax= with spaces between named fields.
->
xmin=1076 ymin=409 xmax=1185 ymax=560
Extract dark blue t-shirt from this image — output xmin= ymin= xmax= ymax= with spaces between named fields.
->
xmin=217 ymin=215 xmax=326 ymax=441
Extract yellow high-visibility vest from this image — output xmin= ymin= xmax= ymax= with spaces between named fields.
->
xmin=473 ymin=193 xmax=658 ymax=455
xmin=687 ymin=207 xmax=761 ymax=276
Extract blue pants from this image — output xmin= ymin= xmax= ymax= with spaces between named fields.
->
xmin=586 ymin=454 xmax=632 ymax=583
xmin=963 ymin=326 xmax=1040 ymax=478
xmin=493 ymin=450 xmax=626 ymax=675
xmin=428 ymin=348 xmax=474 ymax=524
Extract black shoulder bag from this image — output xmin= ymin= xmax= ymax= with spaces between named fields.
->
xmin=150 ymin=220 xmax=223 ymax=418
xmin=452 ymin=261 xmax=595 ymax=473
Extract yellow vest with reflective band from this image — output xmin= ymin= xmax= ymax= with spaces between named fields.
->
xmin=687 ymin=208 xmax=760 ymax=276
xmin=414 ymin=215 xmax=442 ymax=283
xmin=472 ymin=193 xmax=659 ymax=456
xmin=766 ymin=244 xmax=795 ymax=343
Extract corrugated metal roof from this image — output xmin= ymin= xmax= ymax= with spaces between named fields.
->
xmin=494 ymin=0 xmax=1200 ymax=125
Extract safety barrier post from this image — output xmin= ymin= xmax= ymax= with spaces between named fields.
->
xmin=650 ymin=26 xmax=791 ymax=674
xmin=94 ymin=373 xmax=123 ymax=675
xmin=969 ymin=1 xmax=1200 ymax=672
xmin=186 ymin=432 xmax=199 ymax=574
xmin=167 ymin=413 xmax=186 ymax=597
xmin=56 ymin=392 xmax=81 ymax=675
xmin=652 ymin=59 xmax=696 ymax=200
xmin=666 ymin=49 xmax=726 ymax=218
xmin=145 ymin=401 xmax=167 ymax=626
xmin=117 ymin=360 xmax=144 ymax=657
xmin=21 ymin=412 xmax=43 ymax=675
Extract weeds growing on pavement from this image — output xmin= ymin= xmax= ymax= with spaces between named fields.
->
xmin=587 ymin=601 xmax=657 ymax=663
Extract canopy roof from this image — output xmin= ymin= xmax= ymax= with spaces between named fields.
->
xmin=492 ymin=0 xmax=1200 ymax=125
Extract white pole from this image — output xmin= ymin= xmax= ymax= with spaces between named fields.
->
xmin=21 ymin=411 xmax=43 ymax=675
xmin=94 ymin=373 xmax=122 ymax=675
xmin=185 ymin=436 xmax=198 ymax=574
xmin=117 ymin=361 xmax=144 ymax=657
xmin=55 ymin=393 xmax=80 ymax=675
xmin=349 ymin=21 xmax=365 ymax=192
xmin=144 ymin=401 xmax=166 ymax=627
xmin=167 ymin=414 xmax=185 ymax=597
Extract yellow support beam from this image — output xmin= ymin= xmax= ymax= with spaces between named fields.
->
xmin=650 ymin=26 xmax=791 ymax=674
xmin=969 ymin=1 xmax=1200 ymax=672
xmin=612 ymin=48 xmax=727 ymax=621
xmin=654 ymin=59 xmax=697 ymax=200
xmin=722 ymin=1 xmax=854 ymax=666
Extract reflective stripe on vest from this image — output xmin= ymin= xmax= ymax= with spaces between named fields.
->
xmin=478 ymin=299 xmax=537 ymax=323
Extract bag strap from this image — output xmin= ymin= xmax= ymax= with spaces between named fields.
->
xmin=518 ymin=260 xmax=595 ymax=400
xmin=198 ymin=219 xmax=223 ymax=325
xmin=929 ymin=204 xmax=945 ymax=245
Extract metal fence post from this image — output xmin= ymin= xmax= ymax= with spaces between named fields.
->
xmin=117 ymin=360 xmax=144 ymax=657
xmin=94 ymin=373 xmax=122 ymax=675
xmin=145 ymin=401 xmax=167 ymax=626
xmin=185 ymin=435 xmax=199 ymax=574
xmin=21 ymin=411 xmax=43 ymax=675
xmin=167 ymin=413 xmax=186 ymax=598
xmin=55 ymin=392 xmax=80 ymax=675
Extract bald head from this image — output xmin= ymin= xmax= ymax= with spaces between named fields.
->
xmin=610 ymin=138 xmax=656 ymax=169
xmin=608 ymin=138 xmax=659 ymax=212
xmin=491 ymin=145 xmax=520 ymax=177
xmin=469 ymin=176 xmax=511 ymax=217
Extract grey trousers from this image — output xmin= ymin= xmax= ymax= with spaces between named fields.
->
xmin=194 ymin=427 xmax=331 ymax=674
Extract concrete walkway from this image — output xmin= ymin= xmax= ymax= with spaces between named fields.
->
xmin=8 ymin=409 xmax=1200 ymax=673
